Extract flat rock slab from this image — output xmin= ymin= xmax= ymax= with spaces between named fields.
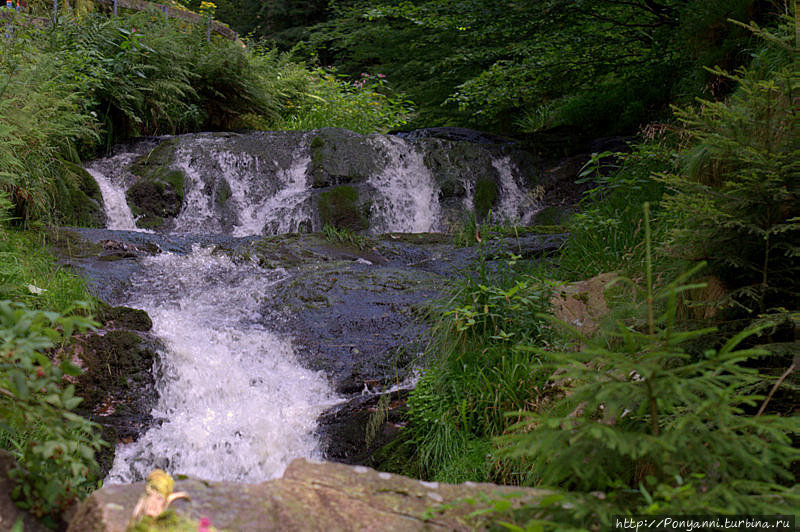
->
xmin=68 ymin=459 xmax=545 ymax=531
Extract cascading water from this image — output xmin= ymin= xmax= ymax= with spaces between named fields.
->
xmin=367 ymin=136 xmax=442 ymax=233
xmin=89 ymin=145 xmax=338 ymax=483
xmin=106 ymin=247 xmax=336 ymax=482
xmin=84 ymin=143 xmax=157 ymax=232
xmin=492 ymin=156 xmax=541 ymax=225
xmin=170 ymin=136 xmax=313 ymax=236
xmin=86 ymin=129 xmax=543 ymax=483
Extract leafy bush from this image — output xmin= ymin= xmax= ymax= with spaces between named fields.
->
xmin=559 ymin=141 xmax=674 ymax=280
xmin=0 ymin=301 xmax=104 ymax=525
xmin=279 ymin=69 xmax=415 ymax=134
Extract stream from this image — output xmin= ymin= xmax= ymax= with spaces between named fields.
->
xmin=73 ymin=130 xmax=556 ymax=484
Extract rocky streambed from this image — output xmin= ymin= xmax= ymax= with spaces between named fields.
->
xmin=49 ymin=226 xmax=566 ymax=475
xmin=35 ymin=126 xmax=604 ymax=504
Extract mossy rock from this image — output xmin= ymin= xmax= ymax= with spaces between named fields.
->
xmin=214 ymin=179 xmax=232 ymax=207
xmin=95 ymin=303 xmax=153 ymax=331
xmin=309 ymin=129 xmax=378 ymax=188
xmin=532 ymin=205 xmax=572 ymax=226
xmin=127 ymin=140 xmax=185 ymax=230
xmin=473 ymin=178 xmax=498 ymax=220
xmin=317 ymin=185 xmax=367 ymax=231
xmin=76 ymin=330 xmax=156 ymax=404
xmin=52 ymin=161 xmax=106 ymax=227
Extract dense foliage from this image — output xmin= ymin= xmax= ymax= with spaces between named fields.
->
xmin=280 ymin=0 xmax=766 ymax=135
xmin=386 ymin=12 xmax=798 ymax=529
xmin=0 ymin=302 xmax=102 ymax=525
xmin=0 ymin=9 xmax=411 ymax=227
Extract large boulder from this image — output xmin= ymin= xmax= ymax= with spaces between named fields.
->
xmin=68 ymin=459 xmax=546 ymax=531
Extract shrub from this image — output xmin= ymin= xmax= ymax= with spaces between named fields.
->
xmin=401 ymin=253 xmax=557 ymax=483
xmin=279 ymin=69 xmax=415 ymax=134
xmin=660 ymin=17 xmax=799 ymax=317
xmin=559 ymin=141 xmax=675 ymax=280
xmin=0 ymin=301 xmax=104 ymax=525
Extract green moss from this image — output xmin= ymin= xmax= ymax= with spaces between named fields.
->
xmin=318 ymin=185 xmax=366 ymax=231
xmin=51 ymin=162 xmax=106 ymax=227
xmin=215 ymin=179 xmax=232 ymax=207
xmin=127 ymin=140 xmax=185 ymax=229
xmin=473 ymin=178 xmax=498 ymax=220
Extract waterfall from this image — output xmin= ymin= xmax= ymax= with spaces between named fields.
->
xmin=492 ymin=156 xmax=541 ymax=224
xmin=107 ymin=247 xmax=337 ymax=482
xmin=171 ymin=138 xmax=312 ymax=236
xmin=367 ymin=136 xmax=441 ymax=233
xmin=85 ymin=146 xmax=154 ymax=231
xmin=84 ymin=130 xmax=542 ymax=483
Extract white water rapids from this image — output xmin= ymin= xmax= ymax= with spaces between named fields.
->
xmin=92 ymin=144 xmax=339 ymax=483
xmin=106 ymin=247 xmax=336 ymax=482
xmin=88 ymin=132 xmax=539 ymax=483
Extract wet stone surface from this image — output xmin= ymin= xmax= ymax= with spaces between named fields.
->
xmin=49 ymin=228 xmax=566 ymax=467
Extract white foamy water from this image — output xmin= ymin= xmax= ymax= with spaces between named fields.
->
xmin=171 ymin=141 xmax=225 ymax=234
xmin=85 ymin=148 xmax=153 ymax=232
xmin=228 ymin=152 xmax=311 ymax=237
xmin=171 ymin=140 xmax=312 ymax=236
xmin=367 ymin=136 xmax=441 ymax=233
xmin=107 ymin=246 xmax=339 ymax=483
xmin=492 ymin=156 xmax=541 ymax=224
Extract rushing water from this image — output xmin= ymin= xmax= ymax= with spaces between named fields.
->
xmin=88 ymin=131 xmax=540 ymax=483
xmin=106 ymin=246 xmax=336 ymax=482
xmin=366 ymin=136 xmax=442 ymax=233
xmin=91 ymin=144 xmax=338 ymax=483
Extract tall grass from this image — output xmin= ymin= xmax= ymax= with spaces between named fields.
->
xmin=397 ymin=253 xmax=558 ymax=483
xmin=558 ymin=141 xmax=674 ymax=280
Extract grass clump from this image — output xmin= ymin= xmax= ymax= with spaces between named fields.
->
xmin=397 ymin=253 xmax=558 ymax=484
xmin=322 ymin=224 xmax=370 ymax=250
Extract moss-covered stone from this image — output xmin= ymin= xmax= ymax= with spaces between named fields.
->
xmin=127 ymin=140 xmax=185 ymax=230
xmin=317 ymin=185 xmax=367 ymax=231
xmin=95 ymin=303 xmax=153 ymax=331
xmin=52 ymin=161 xmax=106 ymax=227
xmin=214 ymin=179 xmax=232 ymax=207
xmin=309 ymin=129 xmax=378 ymax=188
xmin=473 ymin=178 xmax=498 ymax=220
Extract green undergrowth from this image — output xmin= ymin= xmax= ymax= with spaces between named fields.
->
xmin=386 ymin=252 xmax=560 ymax=483
xmin=382 ymin=18 xmax=798 ymax=528
xmin=322 ymin=224 xmax=371 ymax=251
xmin=0 ymin=228 xmax=95 ymax=314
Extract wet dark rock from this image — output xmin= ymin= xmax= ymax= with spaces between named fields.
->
xmin=121 ymin=129 xmax=550 ymax=234
xmin=317 ymin=390 xmax=410 ymax=465
xmin=310 ymin=128 xmax=381 ymax=188
xmin=73 ymin=329 xmax=160 ymax=475
xmin=96 ymin=304 xmax=153 ymax=332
